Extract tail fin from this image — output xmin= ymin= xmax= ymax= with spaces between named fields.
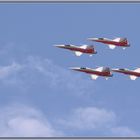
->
xmin=129 ymin=75 xmax=138 ymax=80
xmin=79 ymin=45 xmax=87 ymax=49
xmin=96 ymin=67 xmax=103 ymax=72
xmin=74 ymin=51 xmax=83 ymax=56
xmin=134 ymin=68 xmax=140 ymax=73
xmin=87 ymin=45 xmax=94 ymax=48
xmin=113 ymin=38 xmax=121 ymax=42
xmin=121 ymin=38 xmax=127 ymax=43
xmin=108 ymin=44 xmax=116 ymax=49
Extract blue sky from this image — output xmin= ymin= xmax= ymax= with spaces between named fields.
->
xmin=0 ymin=3 xmax=140 ymax=136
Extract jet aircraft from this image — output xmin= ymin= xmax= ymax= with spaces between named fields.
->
xmin=112 ymin=68 xmax=140 ymax=80
xmin=55 ymin=44 xmax=97 ymax=56
xmin=88 ymin=37 xmax=130 ymax=49
xmin=70 ymin=66 xmax=113 ymax=80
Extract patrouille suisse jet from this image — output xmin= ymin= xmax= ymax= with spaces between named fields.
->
xmin=112 ymin=68 xmax=140 ymax=80
xmin=55 ymin=44 xmax=97 ymax=56
xmin=70 ymin=67 xmax=113 ymax=80
xmin=88 ymin=37 xmax=130 ymax=49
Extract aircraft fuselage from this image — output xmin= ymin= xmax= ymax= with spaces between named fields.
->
xmin=72 ymin=68 xmax=113 ymax=77
xmin=94 ymin=39 xmax=129 ymax=47
xmin=57 ymin=45 xmax=96 ymax=54
xmin=112 ymin=69 xmax=140 ymax=77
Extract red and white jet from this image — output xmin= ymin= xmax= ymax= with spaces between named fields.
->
xmin=112 ymin=68 xmax=140 ymax=80
xmin=88 ymin=37 xmax=130 ymax=49
xmin=70 ymin=66 xmax=113 ymax=80
xmin=55 ymin=44 xmax=97 ymax=56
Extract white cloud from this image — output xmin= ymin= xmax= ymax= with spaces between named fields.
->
xmin=0 ymin=56 xmax=137 ymax=136
xmin=0 ymin=104 xmax=63 ymax=137
xmin=0 ymin=56 xmax=96 ymax=97
xmin=26 ymin=56 xmax=96 ymax=96
xmin=0 ymin=104 xmax=137 ymax=137
xmin=111 ymin=126 xmax=137 ymax=136
xmin=59 ymin=107 xmax=116 ymax=130
xmin=0 ymin=62 xmax=22 ymax=79
xmin=58 ymin=106 xmax=138 ymax=136
xmin=0 ymin=62 xmax=28 ymax=93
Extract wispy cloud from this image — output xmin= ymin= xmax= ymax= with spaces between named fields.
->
xmin=111 ymin=126 xmax=137 ymax=136
xmin=0 ymin=54 xmax=137 ymax=136
xmin=58 ymin=107 xmax=116 ymax=130
xmin=26 ymin=56 xmax=96 ymax=96
xmin=0 ymin=104 xmax=63 ymax=137
xmin=0 ymin=55 xmax=96 ymax=97
xmin=0 ymin=104 xmax=136 ymax=137
xmin=0 ymin=62 xmax=22 ymax=79
xmin=57 ymin=106 xmax=138 ymax=136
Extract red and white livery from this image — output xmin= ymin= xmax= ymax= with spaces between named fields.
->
xmin=88 ymin=37 xmax=130 ymax=49
xmin=112 ymin=68 xmax=140 ymax=80
xmin=70 ymin=66 xmax=113 ymax=80
xmin=55 ymin=44 xmax=97 ymax=56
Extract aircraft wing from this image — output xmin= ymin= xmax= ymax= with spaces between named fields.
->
xmin=129 ymin=75 xmax=138 ymax=80
xmin=108 ymin=44 xmax=116 ymax=49
xmin=90 ymin=74 xmax=98 ymax=80
xmin=75 ymin=51 xmax=83 ymax=56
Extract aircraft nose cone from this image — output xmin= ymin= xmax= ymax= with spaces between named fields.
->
xmin=69 ymin=67 xmax=79 ymax=70
xmin=54 ymin=45 xmax=63 ymax=48
xmin=69 ymin=67 xmax=75 ymax=70
xmin=55 ymin=45 xmax=66 ymax=49
xmin=87 ymin=38 xmax=97 ymax=41
xmin=112 ymin=69 xmax=120 ymax=72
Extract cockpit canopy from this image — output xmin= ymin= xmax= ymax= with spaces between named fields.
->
xmin=119 ymin=68 xmax=125 ymax=71
xmin=80 ymin=67 xmax=86 ymax=69
xmin=65 ymin=44 xmax=71 ymax=47
xmin=98 ymin=38 xmax=104 ymax=40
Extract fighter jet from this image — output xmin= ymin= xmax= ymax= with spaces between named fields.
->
xmin=70 ymin=66 xmax=113 ymax=80
xmin=112 ymin=68 xmax=140 ymax=80
xmin=87 ymin=37 xmax=130 ymax=49
xmin=55 ymin=44 xmax=97 ymax=56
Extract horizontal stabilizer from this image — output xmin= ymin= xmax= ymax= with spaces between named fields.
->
xmin=91 ymin=74 xmax=98 ymax=80
xmin=108 ymin=44 xmax=116 ymax=49
xmin=75 ymin=51 xmax=83 ymax=56
xmin=129 ymin=75 xmax=137 ymax=80
xmin=134 ymin=68 xmax=140 ymax=73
